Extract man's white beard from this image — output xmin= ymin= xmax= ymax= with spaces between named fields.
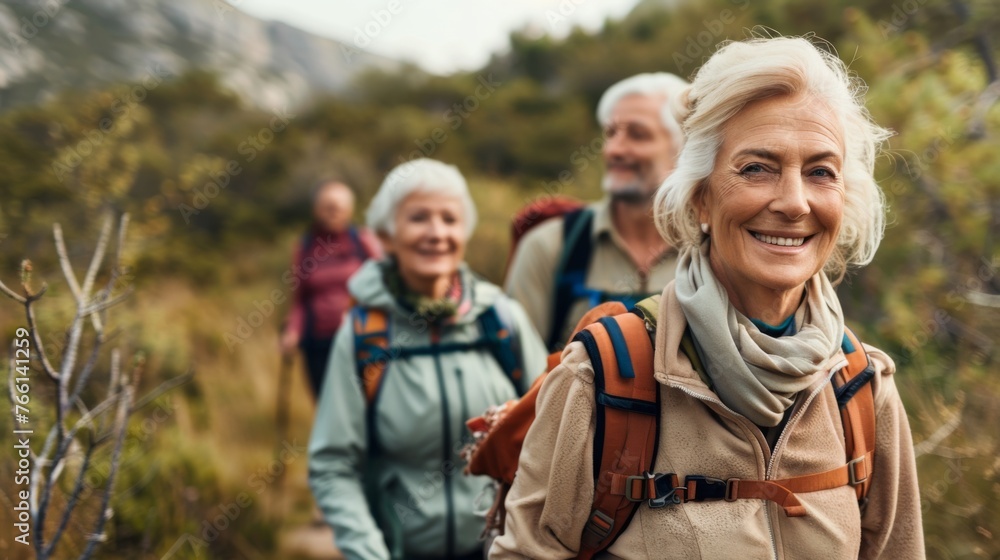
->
xmin=602 ymin=174 xmax=652 ymax=204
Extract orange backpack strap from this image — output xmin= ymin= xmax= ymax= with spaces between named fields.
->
xmin=834 ymin=327 xmax=878 ymax=505
xmin=723 ymin=328 xmax=878 ymax=515
xmin=464 ymin=301 xmax=632 ymax=541
xmin=603 ymin=327 xmax=879 ymax=520
xmin=352 ymin=306 xmax=391 ymax=404
xmin=574 ymin=311 xmax=658 ymax=560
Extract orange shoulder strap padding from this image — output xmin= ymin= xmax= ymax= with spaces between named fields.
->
xmin=577 ymin=312 xmax=657 ymax=560
xmin=352 ymin=307 xmax=390 ymax=404
xmin=602 ymin=327 xmax=878 ymax=519
xmin=466 ymin=302 xmax=632 ymax=486
xmin=463 ymin=301 xmax=632 ymax=539
xmin=836 ymin=328 xmax=877 ymax=503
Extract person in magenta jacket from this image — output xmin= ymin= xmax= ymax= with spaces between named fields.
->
xmin=281 ymin=180 xmax=383 ymax=397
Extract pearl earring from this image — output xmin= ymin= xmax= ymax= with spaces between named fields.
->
xmin=700 ymin=223 xmax=710 ymax=234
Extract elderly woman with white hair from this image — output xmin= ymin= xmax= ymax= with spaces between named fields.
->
xmin=309 ymin=158 xmax=548 ymax=560
xmin=492 ymin=37 xmax=924 ymax=559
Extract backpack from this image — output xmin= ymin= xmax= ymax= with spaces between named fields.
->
xmin=300 ymin=226 xmax=378 ymax=338
xmin=505 ymin=195 xmax=585 ymax=277
xmin=350 ymin=301 xmax=527 ymax=446
xmin=464 ymin=297 xmax=877 ymax=559
xmin=300 ymin=225 xmax=375 ymax=262
xmin=545 ymin=208 xmax=661 ymax=351
xmin=507 ymin=201 xmax=660 ymax=351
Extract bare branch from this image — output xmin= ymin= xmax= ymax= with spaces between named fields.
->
xmin=29 ymin=427 xmax=59 ymax=522
xmin=69 ymin=333 xmax=105 ymax=409
xmin=0 ymin=278 xmax=26 ymax=303
xmin=57 ymin=311 xmax=87 ymax=424
xmin=131 ymin=370 xmax=194 ymax=412
xmin=53 ymin=224 xmax=84 ymax=304
xmin=914 ymin=405 xmax=964 ymax=458
xmin=114 ymin=214 xmax=130 ymax=271
xmin=25 ymin=295 xmax=60 ymax=383
xmin=80 ymin=214 xmax=113 ymax=307
xmin=35 ymin=422 xmax=94 ymax=553
xmin=963 ymin=289 xmax=1000 ymax=308
xmin=80 ymin=287 xmax=133 ymax=317
xmin=108 ymin=349 xmax=121 ymax=407
xmin=99 ymin=350 xmax=121 ymax=435
xmin=68 ymin=394 xmax=121 ymax=443
xmin=54 ymin=223 xmax=105 ymax=336
xmin=11 ymin=212 xmax=166 ymax=559
xmin=81 ymin=381 xmax=133 ymax=560
xmin=44 ymin=441 xmax=96 ymax=558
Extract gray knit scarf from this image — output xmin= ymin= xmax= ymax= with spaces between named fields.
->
xmin=674 ymin=241 xmax=845 ymax=427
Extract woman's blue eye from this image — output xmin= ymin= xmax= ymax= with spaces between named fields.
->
xmin=741 ymin=164 xmax=764 ymax=174
xmin=810 ymin=168 xmax=834 ymax=177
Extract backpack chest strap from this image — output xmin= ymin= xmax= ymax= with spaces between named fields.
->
xmin=607 ymin=450 xmax=873 ymax=517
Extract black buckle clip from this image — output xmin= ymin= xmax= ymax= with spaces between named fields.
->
xmin=625 ymin=472 xmax=682 ymax=508
xmin=683 ymin=475 xmax=729 ymax=502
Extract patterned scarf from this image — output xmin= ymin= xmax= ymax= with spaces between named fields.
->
xmin=382 ymin=259 xmax=463 ymax=323
xmin=674 ymin=241 xmax=845 ymax=427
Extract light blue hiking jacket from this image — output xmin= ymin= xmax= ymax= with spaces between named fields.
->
xmin=309 ymin=260 xmax=548 ymax=560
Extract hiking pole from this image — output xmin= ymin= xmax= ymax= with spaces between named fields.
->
xmin=275 ymin=353 xmax=293 ymax=447
xmin=273 ymin=353 xmax=293 ymax=512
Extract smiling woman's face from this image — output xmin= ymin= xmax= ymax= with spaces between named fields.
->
xmin=384 ymin=190 xmax=467 ymax=296
xmin=698 ymin=93 xmax=846 ymax=317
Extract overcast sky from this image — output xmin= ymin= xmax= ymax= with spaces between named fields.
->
xmin=234 ymin=0 xmax=644 ymax=74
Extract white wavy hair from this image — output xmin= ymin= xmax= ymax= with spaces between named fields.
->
xmin=653 ymin=36 xmax=893 ymax=280
xmin=596 ymin=72 xmax=690 ymax=143
xmin=366 ymin=158 xmax=478 ymax=239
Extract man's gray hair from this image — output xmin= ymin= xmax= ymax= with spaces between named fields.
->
xmin=596 ymin=72 xmax=690 ymax=142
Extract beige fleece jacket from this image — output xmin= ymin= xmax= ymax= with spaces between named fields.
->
xmin=491 ymin=283 xmax=925 ymax=560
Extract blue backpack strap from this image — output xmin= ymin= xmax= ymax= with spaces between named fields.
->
xmin=478 ymin=301 xmax=525 ymax=395
xmin=548 ymin=208 xmax=595 ymax=350
xmin=348 ymin=225 xmax=372 ymax=260
xmin=351 ymin=306 xmax=393 ymax=452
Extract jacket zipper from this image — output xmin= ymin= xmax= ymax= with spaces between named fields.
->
xmin=456 ymin=368 xmax=470 ymax=444
xmin=761 ymin=359 xmax=848 ymax=560
xmin=668 ymin=383 xmax=777 ymax=560
xmin=668 ymin=359 xmax=848 ymax=560
xmin=765 ymin=360 xmax=848 ymax=478
xmin=431 ymin=330 xmax=455 ymax=559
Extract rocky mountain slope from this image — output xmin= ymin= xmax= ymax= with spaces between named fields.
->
xmin=0 ymin=0 xmax=399 ymax=110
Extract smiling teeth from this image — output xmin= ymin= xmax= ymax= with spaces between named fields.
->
xmin=753 ymin=233 xmax=805 ymax=247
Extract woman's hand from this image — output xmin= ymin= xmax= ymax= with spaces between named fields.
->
xmin=280 ymin=329 xmax=300 ymax=355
